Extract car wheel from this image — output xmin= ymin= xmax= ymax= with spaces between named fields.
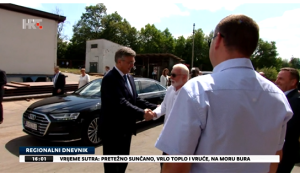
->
xmin=82 ymin=116 xmax=101 ymax=145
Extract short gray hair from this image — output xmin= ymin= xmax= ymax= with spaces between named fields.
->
xmin=173 ymin=64 xmax=189 ymax=76
xmin=54 ymin=66 xmax=60 ymax=70
xmin=115 ymin=47 xmax=136 ymax=63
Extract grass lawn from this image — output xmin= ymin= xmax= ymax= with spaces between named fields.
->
xmin=60 ymin=68 xmax=81 ymax=74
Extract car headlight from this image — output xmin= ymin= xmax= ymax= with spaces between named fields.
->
xmin=49 ymin=113 xmax=80 ymax=120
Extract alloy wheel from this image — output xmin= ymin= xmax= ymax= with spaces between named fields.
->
xmin=87 ymin=117 xmax=101 ymax=144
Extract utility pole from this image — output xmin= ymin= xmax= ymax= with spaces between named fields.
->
xmin=191 ymin=23 xmax=195 ymax=70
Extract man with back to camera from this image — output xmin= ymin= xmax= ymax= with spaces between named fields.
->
xmin=152 ymin=63 xmax=189 ymax=169
xmin=155 ymin=14 xmax=293 ymax=173
xmin=100 ymin=47 xmax=157 ymax=173
xmin=0 ymin=69 xmax=7 ymax=124
xmin=275 ymin=67 xmax=300 ymax=173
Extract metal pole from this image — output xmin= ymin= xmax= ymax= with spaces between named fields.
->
xmin=191 ymin=23 xmax=195 ymax=70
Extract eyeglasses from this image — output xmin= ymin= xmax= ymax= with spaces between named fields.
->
xmin=121 ymin=60 xmax=135 ymax=65
xmin=170 ymin=73 xmax=182 ymax=78
xmin=208 ymin=33 xmax=225 ymax=48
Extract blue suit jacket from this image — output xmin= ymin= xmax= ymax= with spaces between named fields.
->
xmin=100 ymin=67 xmax=156 ymax=137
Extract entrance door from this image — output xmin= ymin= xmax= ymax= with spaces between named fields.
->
xmin=90 ymin=62 xmax=98 ymax=73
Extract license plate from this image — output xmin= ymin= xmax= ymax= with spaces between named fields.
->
xmin=25 ymin=121 xmax=37 ymax=130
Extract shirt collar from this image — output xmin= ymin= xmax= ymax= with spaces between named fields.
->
xmin=213 ymin=58 xmax=254 ymax=73
xmin=170 ymin=85 xmax=182 ymax=94
xmin=114 ymin=66 xmax=125 ymax=77
xmin=284 ymin=89 xmax=295 ymax=96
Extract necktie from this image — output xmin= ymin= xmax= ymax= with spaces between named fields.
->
xmin=123 ymin=75 xmax=128 ymax=88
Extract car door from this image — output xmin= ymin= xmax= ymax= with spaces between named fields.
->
xmin=137 ymin=80 xmax=166 ymax=105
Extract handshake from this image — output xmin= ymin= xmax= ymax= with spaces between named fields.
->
xmin=144 ymin=109 xmax=156 ymax=121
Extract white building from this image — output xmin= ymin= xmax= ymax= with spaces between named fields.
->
xmin=0 ymin=3 xmax=66 ymax=82
xmin=85 ymin=39 xmax=125 ymax=74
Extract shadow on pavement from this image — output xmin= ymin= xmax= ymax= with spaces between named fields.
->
xmin=6 ymin=117 xmax=164 ymax=157
xmin=136 ymin=116 xmax=164 ymax=134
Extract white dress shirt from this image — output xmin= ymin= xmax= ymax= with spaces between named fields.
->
xmin=53 ymin=71 xmax=61 ymax=87
xmin=78 ymin=74 xmax=90 ymax=88
xmin=114 ymin=66 xmax=133 ymax=95
xmin=153 ymin=86 xmax=181 ymax=123
xmin=155 ymin=58 xmax=293 ymax=173
xmin=160 ymin=75 xmax=168 ymax=87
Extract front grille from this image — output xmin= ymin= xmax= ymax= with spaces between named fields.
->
xmin=23 ymin=111 xmax=51 ymax=136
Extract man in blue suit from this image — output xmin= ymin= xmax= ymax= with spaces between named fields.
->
xmin=275 ymin=67 xmax=300 ymax=173
xmin=52 ymin=66 xmax=65 ymax=96
xmin=100 ymin=47 xmax=157 ymax=173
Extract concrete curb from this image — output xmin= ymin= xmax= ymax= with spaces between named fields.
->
xmin=3 ymin=92 xmax=73 ymax=102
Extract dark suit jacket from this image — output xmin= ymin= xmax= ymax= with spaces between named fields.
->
xmin=283 ymin=89 xmax=300 ymax=162
xmin=100 ymin=67 xmax=157 ymax=138
xmin=53 ymin=72 xmax=65 ymax=95
xmin=0 ymin=69 xmax=7 ymax=99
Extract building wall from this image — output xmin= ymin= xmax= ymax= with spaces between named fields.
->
xmin=85 ymin=40 xmax=104 ymax=73
xmin=85 ymin=39 xmax=124 ymax=73
xmin=0 ymin=8 xmax=58 ymax=75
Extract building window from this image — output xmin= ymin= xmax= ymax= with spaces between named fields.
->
xmin=91 ymin=44 xmax=98 ymax=49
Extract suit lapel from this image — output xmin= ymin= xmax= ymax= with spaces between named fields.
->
xmin=286 ymin=89 xmax=298 ymax=100
xmin=112 ymin=68 xmax=134 ymax=99
xmin=53 ymin=73 xmax=59 ymax=87
xmin=127 ymin=74 xmax=137 ymax=99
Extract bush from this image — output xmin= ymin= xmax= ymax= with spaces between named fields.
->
xmin=256 ymin=67 xmax=278 ymax=81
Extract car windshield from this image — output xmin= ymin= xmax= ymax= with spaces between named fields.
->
xmin=74 ymin=79 xmax=102 ymax=97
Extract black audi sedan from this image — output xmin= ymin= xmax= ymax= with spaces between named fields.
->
xmin=22 ymin=77 xmax=166 ymax=145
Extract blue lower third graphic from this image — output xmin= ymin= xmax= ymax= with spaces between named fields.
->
xmin=19 ymin=146 xmax=95 ymax=155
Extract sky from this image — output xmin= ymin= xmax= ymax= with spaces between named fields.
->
xmin=9 ymin=1 xmax=300 ymax=60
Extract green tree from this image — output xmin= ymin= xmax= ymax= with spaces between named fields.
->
xmin=53 ymin=7 xmax=70 ymax=61
xmin=251 ymin=39 xmax=280 ymax=70
xmin=174 ymin=36 xmax=187 ymax=59
xmin=139 ymin=24 xmax=163 ymax=53
xmin=72 ymin=3 xmax=107 ymax=43
xmin=68 ymin=3 xmax=108 ymax=60
xmin=289 ymin=57 xmax=300 ymax=69
xmin=160 ymin=28 xmax=175 ymax=53
xmin=184 ymin=29 xmax=212 ymax=70
xmin=101 ymin=12 xmax=138 ymax=50
xmin=280 ymin=58 xmax=290 ymax=68
xmin=256 ymin=66 xmax=278 ymax=81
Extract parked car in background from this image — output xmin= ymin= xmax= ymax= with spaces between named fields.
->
xmin=22 ymin=78 xmax=166 ymax=145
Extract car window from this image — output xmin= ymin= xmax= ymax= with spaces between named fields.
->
xmin=135 ymin=81 xmax=141 ymax=94
xmin=140 ymin=81 xmax=160 ymax=93
xmin=156 ymin=83 xmax=166 ymax=91
xmin=75 ymin=79 xmax=102 ymax=97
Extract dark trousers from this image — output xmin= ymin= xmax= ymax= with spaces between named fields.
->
xmin=52 ymin=88 xmax=64 ymax=96
xmin=276 ymin=156 xmax=296 ymax=173
xmin=103 ymin=134 xmax=132 ymax=173
xmin=160 ymin=152 xmax=167 ymax=170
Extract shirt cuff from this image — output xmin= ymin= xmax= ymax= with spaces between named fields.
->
xmin=153 ymin=110 xmax=162 ymax=120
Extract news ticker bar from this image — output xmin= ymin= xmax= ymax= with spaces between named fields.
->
xmin=20 ymin=155 xmax=280 ymax=163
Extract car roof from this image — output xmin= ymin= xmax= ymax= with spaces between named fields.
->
xmin=94 ymin=77 xmax=158 ymax=82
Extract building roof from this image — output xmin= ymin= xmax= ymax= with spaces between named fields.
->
xmin=0 ymin=3 xmax=66 ymax=23
xmin=87 ymin=39 xmax=124 ymax=47
xmin=136 ymin=53 xmax=184 ymax=62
